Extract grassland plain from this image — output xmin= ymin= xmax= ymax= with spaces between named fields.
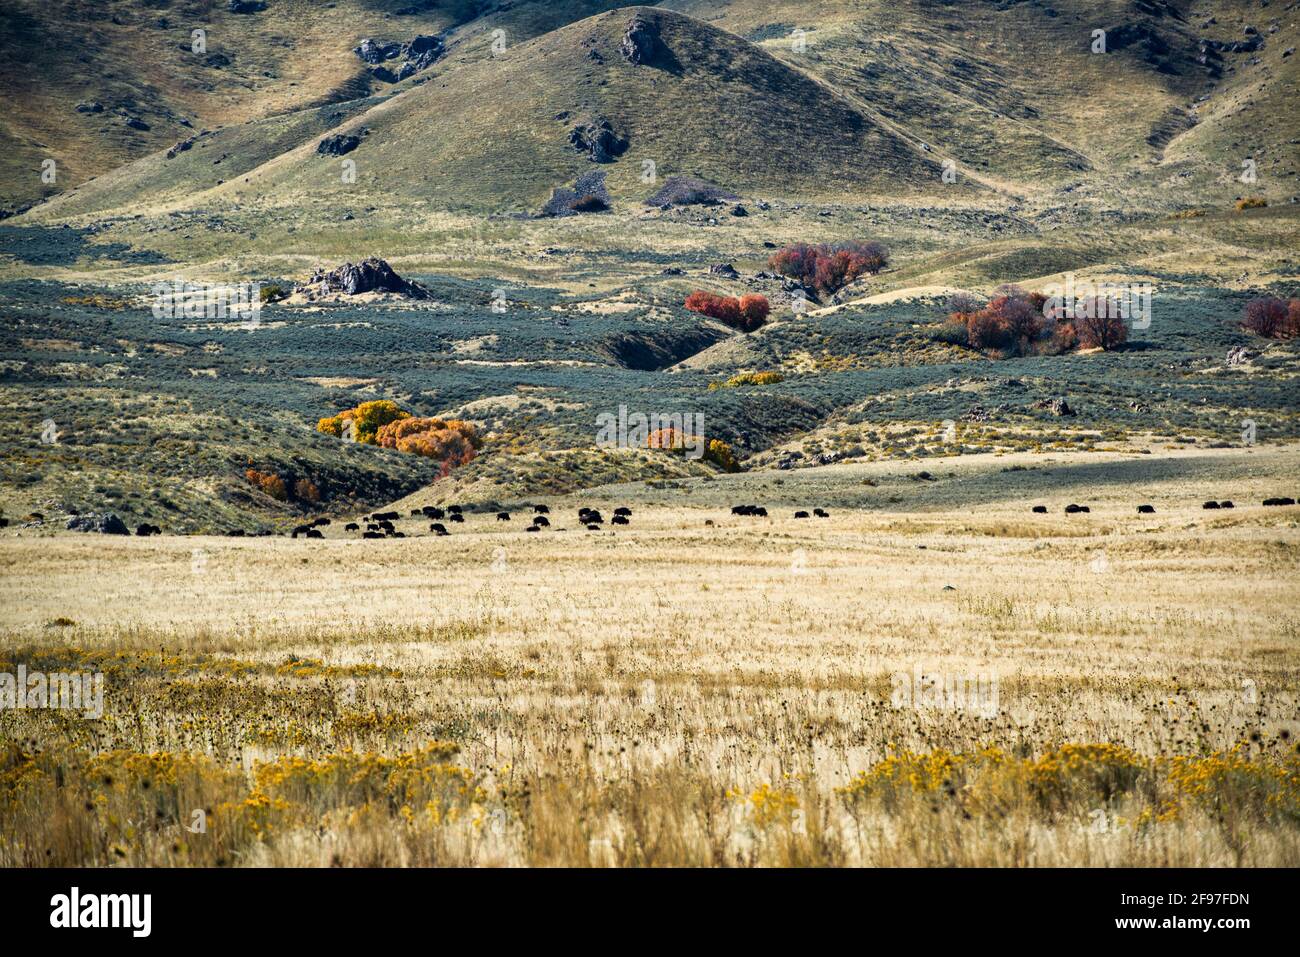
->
xmin=1 ymin=0 xmax=1298 ymax=871
xmin=1 ymin=448 xmax=1298 ymax=866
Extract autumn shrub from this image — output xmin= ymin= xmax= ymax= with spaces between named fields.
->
xmin=1235 ymin=197 xmax=1268 ymax=211
xmin=684 ymin=291 xmax=769 ymax=332
xmin=246 ymin=469 xmax=287 ymax=501
xmin=769 ymin=241 xmax=889 ymax=296
xmin=645 ymin=429 xmax=740 ymax=472
xmin=1075 ymin=300 xmax=1129 ymax=351
xmin=1241 ymin=297 xmax=1299 ymax=339
xmin=317 ymin=400 xmax=409 ymax=445
xmin=375 ymin=417 xmax=482 ymax=475
xmin=294 ymin=478 xmax=320 ymax=504
xmin=710 ymin=371 xmax=784 ymax=389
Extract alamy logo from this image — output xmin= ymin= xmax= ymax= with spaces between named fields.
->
xmin=595 ymin=405 xmax=706 ymax=460
xmin=50 ymin=887 xmax=151 ymax=937
xmin=890 ymin=664 xmax=999 ymax=719
xmin=151 ymin=279 xmax=262 ymax=323
xmin=0 ymin=666 xmax=103 ymax=719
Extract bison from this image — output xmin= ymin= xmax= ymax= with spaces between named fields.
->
xmin=497 ymin=512 xmax=511 ymax=522
xmin=1203 ymin=501 xmax=1221 ymax=510
xmin=534 ymin=516 xmax=550 ymax=527
xmin=1137 ymin=505 xmax=1155 ymax=514
xmin=344 ymin=522 xmax=360 ymax=531
xmin=449 ymin=513 xmax=465 ymax=524
xmin=1219 ymin=501 xmax=1234 ymax=509
xmin=526 ymin=525 xmax=540 ymax=533
xmin=1032 ymin=506 xmax=1048 ymax=514
xmin=534 ymin=505 xmax=550 ymax=515
xmin=612 ymin=515 xmax=630 ymax=526
xmin=814 ymin=509 xmax=829 ymax=518
xmin=794 ymin=511 xmax=810 ymax=519
xmin=614 ymin=507 xmax=632 ymax=517
xmin=305 ymin=529 xmax=324 ymax=539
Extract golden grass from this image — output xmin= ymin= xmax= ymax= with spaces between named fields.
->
xmin=1 ymin=472 xmax=1297 ymax=865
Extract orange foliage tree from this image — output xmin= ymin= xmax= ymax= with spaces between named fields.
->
xmin=375 ymin=417 xmax=482 ymax=475
xmin=684 ymin=291 xmax=769 ymax=333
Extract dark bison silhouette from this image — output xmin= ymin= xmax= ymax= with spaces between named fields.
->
xmin=526 ymin=525 xmax=541 ymax=533
xmin=794 ymin=511 xmax=810 ymax=519
xmin=814 ymin=508 xmax=829 ymax=518
xmin=135 ymin=523 xmax=161 ymax=536
xmin=363 ymin=531 xmax=384 ymax=539
xmin=586 ymin=524 xmax=601 ymax=531
xmin=614 ymin=507 xmax=632 ymax=517
xmin=448 ymin=505 xmax=463 ymax=514
xmin=1065 ymin=504 xmax=1090 ymax=514
xmin=1219 ymin=501 xmax=1234 ymax=508
xmin=305 ymin=529 xmax=324 ymax=539
xmin=449 ymin=513 xmax=465 ymax=523
xmin=1203 ymin=501 xmax=1221 ymax=510
xmin=1264 ymin=497 xmax=1296 ymax=506
xmin=1137 ymin=505 xmax=1155 ymax=514
xmin=373 ymin=511 xmax=400 ymax=521
xmin=344 ymin=522 xmax=360 ymax=531
xmin=424 ymin=506 xmax=445 ymax=519
xmin=497 ymin=512 xmax=511 ymax=521
xmin=291 ymin=525 xmax=312 ymax=538
xmin=1032 ymin=506 xmax=1048 ymax=514
xmin=612 ymin=515 xmax=629 ymax=525
xmin=534 ymin=516 xmax=550 ymax=527
xmin=579 ymin=509 xmax=604 ymax=524
xmin=430 ymin=522 xmax=447 ymax=534
xmin=534 ymin=505 xmax=550 ymax=515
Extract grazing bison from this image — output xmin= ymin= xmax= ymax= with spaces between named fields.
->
xmin=705 ymin=519 xmax=714 ymax=527
xmin=586 ymin=524 xmax=600 ymax=531
xmin=794 ymin=511 xmax=810 ymax=519
xmin=731 ymin=505 xmax=752 ymax=515
xmin=754 ymin=506 xmax=768 ymax=517
xmin=378 ymin=521 xmax=395 ymax=533
xmin=579 ymin=509 xmax=604 ymax=524
xmin=534 ymin=516 xmax=550 ymax=527
xmin=363 ymin=531 xmax=384 ymax=539
xmin=344 ymin=522 xmax=360 ymax=531
xmin=373 ymin=511 xmax=400 ymax=521
xmin=526 ymin=525 xmax=540 ymax=533
xmin=1265 ymin=497 xmax=1297 ymax=506
xmin=366 ymin=523 xmax=380 ymax=532
xmin=612 ymin=515 xmax=630 ymax=526
xmin=814 ymin=509 xmax=829 ymax=518
xmin=1219 ymin=501 xmax=1234 ymax=509
xmin=534 ymin=505 xmax=550 ymax=515
xmin=134 ymin=523 xmax=161 ymax=536
xmin=391 ymin=531 xmax=406 ymax=538
xmin=411 ymin=509 xmax=423 ymax=517
xmin=291 ymin=525 xmax=312 ymax=538
xmin=449 ymin=513 xmax=464 ymax=524
xmin=1032 ymin=506 xmax=1048 ymax=514
xmin=1137 ymin=505 xmax=1155 ymax=514
xmin=1064 ymin=504 xmax=1084 ymax=514
xmin=448 ymin=505 xmax=463 ymax=514
xmin=1203 ymin=501 xmax=1221 ymax=510
xmin=497 ymin=512 xmax=511 ymax=521
xmin=305 ymin=529 xmax=324 ymax=539
xmin=427 ymin=507 xmax=445 ymax=519
xmin=430 ymin=522 xmax=447 ymax=533
xmin=614 ymin=507 xmax=632 ymax=517
xmin=313 ymin=517 xmax=331 ymax=526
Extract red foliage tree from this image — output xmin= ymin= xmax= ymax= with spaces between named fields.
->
xmin=685 ymin=291 xmax=769 ymax=332
xmin=1242 ymin=297 xmax=1293 ymax=339
xmin=769 ymin=241 xmax=889 ymax=296
xmin=1075 ymin=298 xmax=1128 ymax=351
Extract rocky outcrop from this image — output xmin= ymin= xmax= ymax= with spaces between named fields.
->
xmin=317 ymin=133 xmax=361 ymax=156
xmin=301 ymin=258 xmax=429 ymax=299
xmin=354 ymin=34 xmax=444 ymax=83
xmin=568 ymin=118 xmax=627 ymax=163
xmin=621 ymin=16 xmax=657 ymax=65
xmin=67 ymin=513 xmax=129 ymax=535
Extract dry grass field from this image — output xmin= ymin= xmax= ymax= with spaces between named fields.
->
xmin=2 ymin=446 xmax=1297 ymax=867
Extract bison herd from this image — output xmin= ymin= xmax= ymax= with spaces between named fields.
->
xmin=54 ymin=494 xmax=1300 ymax=541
